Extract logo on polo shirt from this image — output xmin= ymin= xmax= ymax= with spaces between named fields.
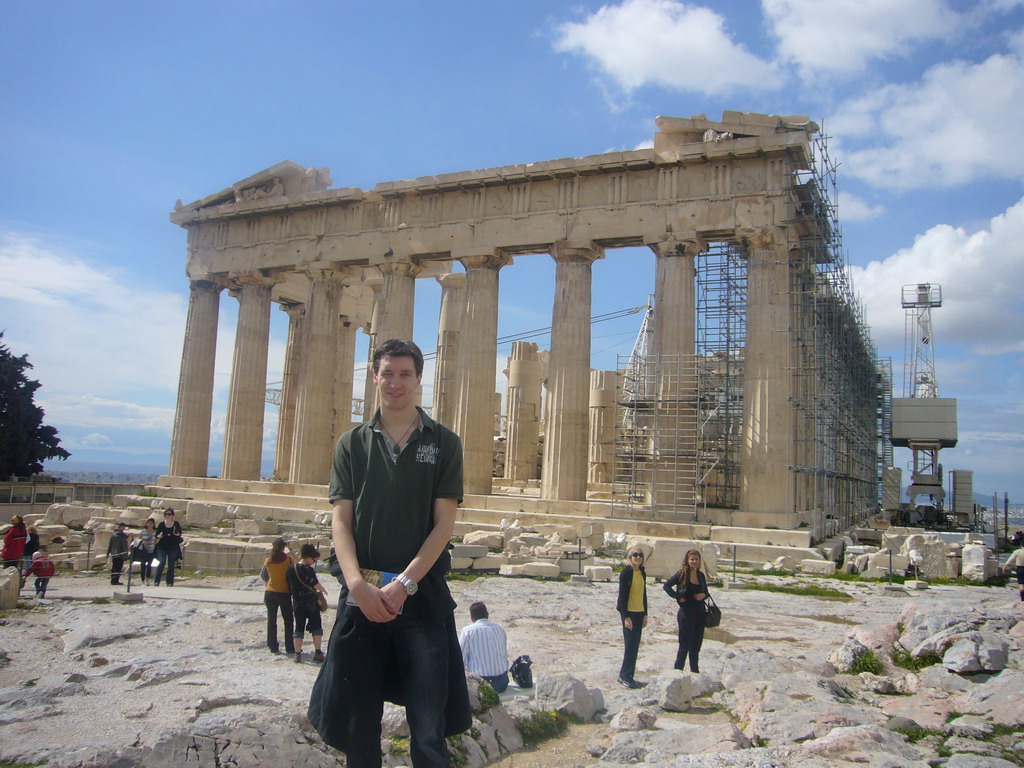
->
xmin=415 ymin=443 xmax=439 ymax=464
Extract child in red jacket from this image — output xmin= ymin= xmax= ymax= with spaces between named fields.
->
xmin=23 ymin=551 xmax=56 ymax=598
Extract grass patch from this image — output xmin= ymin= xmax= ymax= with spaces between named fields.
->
xmin=750 ymin=568 xmax=793 ymax=577
xmin=743 ymin=583 xmax=852 ymax=600
xmin=850 ymin=649 xmax=885 ymax=675
xmin=890 ymin=647 xmax=941 ymax=671
xmin=447 ymin=572 xmax=482 ymax=582
xmin=891 ymin=726 xmax=941 ymax=743
xmin=0 ymin=761 xmax=46 ymax=768
xmin=477 ymin=681 xmax=500 ymax=711
xmin=515 ymin=710 xmax=582 ymax=746
xmin=90 ymin=598 xmax=110 ymax=605
xmin=386 ymin=736 xmax=409 ymax=756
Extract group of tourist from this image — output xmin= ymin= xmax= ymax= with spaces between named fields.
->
xmin=4 ymin=514 xmax=56 ymax=598
xmin=616 ymin=545 xmax=711 ymax=688
xmin=105 ymin=510 xmax=184 ymax=586
xmin=260 ymin=537 xmax=328 ymax=664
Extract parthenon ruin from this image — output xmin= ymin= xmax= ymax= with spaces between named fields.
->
xmin=167 ymin=111 xmax=885 ymax=541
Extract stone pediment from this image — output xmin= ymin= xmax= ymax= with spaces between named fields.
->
xmin=172 ymin=161 xmax=332 ymax=215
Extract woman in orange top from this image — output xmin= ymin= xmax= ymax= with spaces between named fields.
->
xmin=261 ymin=538 xmax=295 ymax=655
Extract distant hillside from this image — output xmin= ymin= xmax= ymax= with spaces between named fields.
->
xmin=49 ymin=471 xmax=157 ymax=485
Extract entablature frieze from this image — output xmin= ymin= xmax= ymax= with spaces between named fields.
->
xmin=177 ymin=113 xmax=816 ymax=282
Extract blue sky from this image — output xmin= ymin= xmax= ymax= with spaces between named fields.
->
xmin=2 ymin=0 xmax=1023 ymax=501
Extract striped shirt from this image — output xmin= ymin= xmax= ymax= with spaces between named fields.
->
xmin=459 ymin=619 xmax=509 ymax=677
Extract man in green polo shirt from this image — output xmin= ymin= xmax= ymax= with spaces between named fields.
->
xmin=309 ymin=339 xmax=470 ymax=768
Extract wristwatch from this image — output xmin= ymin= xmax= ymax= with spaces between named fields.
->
xmin=395 ymin=573 xmax=418 ymax=596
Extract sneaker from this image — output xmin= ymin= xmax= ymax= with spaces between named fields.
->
xmin=617 ymin=676 xmax=638 ymax=689
xmin=294 ymin=652 xmax=303 ymax=664
xmin=313 ymin=650 xmax=325 ymax=664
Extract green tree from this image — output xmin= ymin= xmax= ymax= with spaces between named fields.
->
xmin=0 ymin=333 xmax=71 ymax=478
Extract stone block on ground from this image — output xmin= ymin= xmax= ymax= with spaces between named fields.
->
xmin=452 ymin=543 xmax=490 ymax=558
xmin=583 ymin=565 xmax=614 ymax=581
xmin=461 ymin=532 xmax=504 ymax=551
xmin=799 ymin=559 xmax=836 ymax=575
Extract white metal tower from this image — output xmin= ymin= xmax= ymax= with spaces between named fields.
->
xmin=902 ymin=283 xmax=942 ymax=398
xmin=892 ymin=282 xmax=958 ymax=519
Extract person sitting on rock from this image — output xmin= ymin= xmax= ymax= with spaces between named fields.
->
xmin=459 ymin=601 xmax=510 ymax=692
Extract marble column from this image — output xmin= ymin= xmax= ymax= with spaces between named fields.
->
xmin=362 ymin=283 xmax=383 ymax=419
xmin=169 ymin=279 xmax=223 ymax=478
xmin=648 ymin=237 xmax=701 ymax=514
xmin=541 ymin=241 xmax=603 ymax=500
xmin=433 ymin=272 xmax=466 ymax=428
xmin=290 ymin=266 xmax=348 ymax=485
xmin=504 ymin=341 xmax=543 ymax=481
xmin=222 ymin=272 xmax=277 ymax=480
xmin=333 ymin=317 xmax=357 ymax=439
xmin=375 ymin=261 xmax=420 ymax=343
xmin=588 ymin=370 xmax=617 ymax=485
xmin=273 ymin=303 xmax=304 ymax=481
xmin=739 ymin=228 xmax=793 ymax=517
xmin=454 ymin=251 xmax=510 ymax=495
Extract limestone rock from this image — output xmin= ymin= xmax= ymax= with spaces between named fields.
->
xmin=0 ymin=567 xmax=19 ymax=610
xmin=829 ymin=635 xmax=871 ymax=673
xmin=942 ymin=633 xmax=1009 ymax=674
xmin=800 ymin=723 xmax=928 ymax=763
xmin=799 ymin=559 xmax=836 ymax=575
xmin=584 ymin=565 xmax=614 ymax=581
xmin=534 ymin=672 xmax=604 ymax=722
xmin=601 ymin=722 xmax=750 ymax=763
xmin=943 ymin=714 xmax=995 ymax=738
xmin=461 ymin=533 xmax=503 ymax=551
xmin=609 ymin=706 xmax=657 ymax=731
xmin=654 ymin=669 xmax=693 ymax=712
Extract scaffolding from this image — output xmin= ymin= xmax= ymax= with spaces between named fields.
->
xmin=695 ymin=242 xmax=747 ymax=512
xmin=785 ymin=134 xmax=883 ymax=533
xmin=612 ymin=131 xmax=884 ymax=532
xmin=613 ymin=351 xmax=699 ymax=516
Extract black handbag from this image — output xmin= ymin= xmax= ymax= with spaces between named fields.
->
xmin=704 ymin=594 xmax=722 ymax=628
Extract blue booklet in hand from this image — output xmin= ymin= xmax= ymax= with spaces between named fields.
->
xmin=345 ymin=569 xmax=401 ymax=609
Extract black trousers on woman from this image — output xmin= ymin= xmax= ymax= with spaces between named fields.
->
xmin=264 ymin=590 xmax=294 ymax=653
xmin=675 ymin=605 xmax=705 ymax=673
xmin=619 ymin=610 xmax=645 ymax=682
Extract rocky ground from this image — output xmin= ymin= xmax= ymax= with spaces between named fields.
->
xmin=0 ymin=570 xmax=1022 ymax=767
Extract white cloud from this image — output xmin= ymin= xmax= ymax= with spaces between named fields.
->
xmin=851 ymin=196 xmax=1024 ymax=355
xmin=838 ymin=191 xmax=884 ymax=221
xmin=80 ymin=433 xmax=113 ymax=447
xmin=831 ymin=54 xmax=1024 ymax=189
xmin=41 ymin=394 xmax=175 ymax=432
xmin=763 ymin=0 xmax=959 ymax=76
xmin=0 ymin=232 xmax=188 ymax=397
xmin=553 ymin=0 xmax=781 ymax=96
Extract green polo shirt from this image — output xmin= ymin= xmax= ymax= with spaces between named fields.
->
xmin=328 ymin=407 xmax=463 ymax=580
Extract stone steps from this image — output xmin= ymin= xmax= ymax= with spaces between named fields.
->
xmin=143 ymin=476 xmax=831 ymax=566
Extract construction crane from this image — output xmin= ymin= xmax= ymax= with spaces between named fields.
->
xmin=891 ymin=283 xmax=958 ymax=525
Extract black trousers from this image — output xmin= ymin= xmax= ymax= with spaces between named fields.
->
xmin=619 ymin=611 xmax=645 ymax=681
xmin=110 ymin=556 xmax=127 ymax=584
xmin=264 ymin=591 xmax=294 ymax=652
xmin=675 ymin=606 xmax=705 ymax=672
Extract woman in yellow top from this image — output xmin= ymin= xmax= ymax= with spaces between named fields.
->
xmin=615 ymin=545 xmax=648 ymax=688
xmin=261 ymin=538 xmax=296 ymax=655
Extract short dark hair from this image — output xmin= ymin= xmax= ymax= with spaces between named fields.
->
xmin=300 ymin=544 xmax=319 ymax=560
xmin=469 ymin=601 xmax=488 ymax=621
xmin=372 ymin=339 xmax=424 ymax=377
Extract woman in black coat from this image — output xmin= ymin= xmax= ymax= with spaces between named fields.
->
xmin=663 ymin=548 xmax=708 ymax=673
xmin=615 ymin=545 xmax=648 ymax=688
